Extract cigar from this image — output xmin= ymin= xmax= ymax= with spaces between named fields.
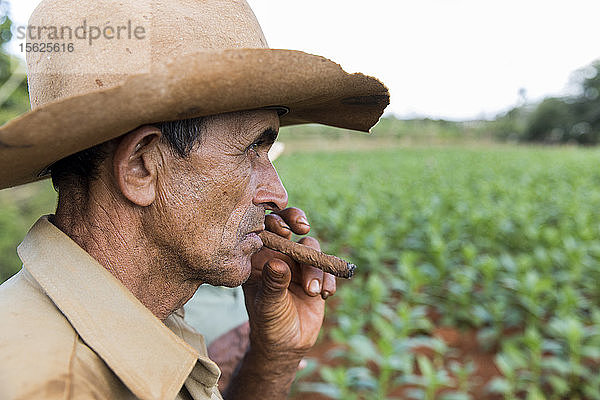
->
xmin=258 ymin=231 xmax=356 ymax=279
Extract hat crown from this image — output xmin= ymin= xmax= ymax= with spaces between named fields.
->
xmin=27 ymin=0 xmax=268 ymax=109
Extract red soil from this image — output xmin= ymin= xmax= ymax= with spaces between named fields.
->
xmin=291 ymin=316 xmax=504 ymax=399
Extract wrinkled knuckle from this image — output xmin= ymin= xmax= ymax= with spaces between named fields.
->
xmin=279 ymin=207 xmax=302 ymax=219
xmin=272 ymin=207 xmax=288 ymax=216
xmin=265 ymin=213 xmax=282 ymax=225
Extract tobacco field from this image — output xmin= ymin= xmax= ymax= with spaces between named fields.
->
xmin=275 ymin=146 xmax=600 ymax=400
xmin=1 ymin=145 xmax=600 ymax=399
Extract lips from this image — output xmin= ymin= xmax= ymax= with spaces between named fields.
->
xmin=247 ymin=225 xmax=265 ymax=235
xmin=244 ymin=230 xmax=264 ymax=254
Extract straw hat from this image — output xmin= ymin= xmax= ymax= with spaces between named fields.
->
xmin=0 ymin=0 xmax=389 ymax=190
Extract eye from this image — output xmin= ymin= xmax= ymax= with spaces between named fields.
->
xmin=247 ymin=140 xmax=265 ymax=155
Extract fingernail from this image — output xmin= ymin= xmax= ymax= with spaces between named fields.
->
xmin=297 ymin=216 xmax=310 ymax=227
xmin=322 ymin=291 xmax=331 ymax=300
xmin=309 ymin=279 xmax=321 ymax=295
xmin=298 ymin=359 xmax=308 ymax=370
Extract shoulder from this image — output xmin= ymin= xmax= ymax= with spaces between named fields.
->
xmin=0 ymin=268 xmax=80 ymax=399
xmin=0 ymin=269 xmax=130 ymax=399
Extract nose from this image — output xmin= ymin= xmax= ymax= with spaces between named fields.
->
xmin=253 ymin=162 xmax=288 ymax=212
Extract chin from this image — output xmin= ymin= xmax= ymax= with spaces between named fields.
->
xmin=220 ymin=276 xmax=248 ymax=288
xmin=220 ymin=269 xmax=251 ymax=288
xmin=205 ymin=256 xmax=252 ymax=288
xmin=231 ymin=259 xmax=253 ymax=286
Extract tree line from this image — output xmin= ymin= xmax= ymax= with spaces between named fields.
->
xmin=491 ymin=60 xmax=600 ymax=145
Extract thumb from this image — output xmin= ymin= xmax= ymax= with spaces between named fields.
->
xmin=260 ymin=258 xmax=291 ymax=304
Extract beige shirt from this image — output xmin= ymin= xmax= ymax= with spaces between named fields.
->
xmin=0 ymin=216 xmax=224 ymax=400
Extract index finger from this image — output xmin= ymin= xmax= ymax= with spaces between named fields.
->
xmin=265 ymin=213 xmax=293 ymax=240
xmin=273 ymin=207 xmax=310 ymax=236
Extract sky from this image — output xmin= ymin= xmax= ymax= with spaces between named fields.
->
xmin=6 ymin=0 xmax=600 ymax=121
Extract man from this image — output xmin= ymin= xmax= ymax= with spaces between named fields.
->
xmin=0 ymin=0 xmax=389 ymax=399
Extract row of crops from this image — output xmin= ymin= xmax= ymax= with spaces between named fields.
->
xmin=275 ymin=146 xmax=600 ymax=399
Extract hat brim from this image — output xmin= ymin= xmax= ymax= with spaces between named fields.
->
xmin=0 ymin=48 xmax=389 ymax=190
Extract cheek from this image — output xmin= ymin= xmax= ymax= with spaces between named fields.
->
xmin=153 ymin=170 xmax=208 ymax=244
xmin=185 ymin=157 xmax=256 ymax=247
xmin=212 ymin=165 xmax=256 ymax=235
xmin=153 ymin=155 xmax=257 ymax=264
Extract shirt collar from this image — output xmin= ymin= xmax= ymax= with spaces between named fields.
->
xmin=17 ymin=215 xmax=206 ymax=400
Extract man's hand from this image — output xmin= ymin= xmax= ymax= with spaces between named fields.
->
xmin=245 ymin=207 xmax=336 ymax=355
xmin=224 ymin=207 xmax=336 ymax=399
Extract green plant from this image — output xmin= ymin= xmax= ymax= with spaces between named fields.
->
xmin=278 ymin=146 xmax=600 ymax=398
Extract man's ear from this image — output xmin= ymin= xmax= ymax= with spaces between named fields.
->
xmin=113 ymin=125 xmax=162 ymax=207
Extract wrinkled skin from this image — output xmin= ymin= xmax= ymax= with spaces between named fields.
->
xmin=142 ymin=110 xmax=288 ymax=289
xmin=53 ymin=110 xmax=336 ymax=399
